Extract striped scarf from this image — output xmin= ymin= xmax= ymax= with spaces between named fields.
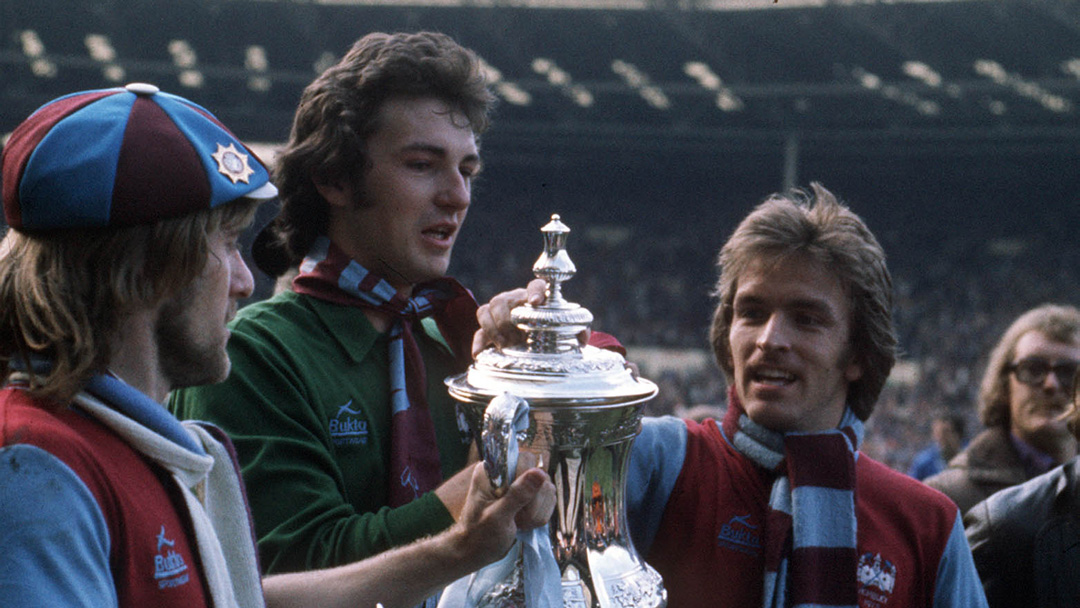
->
xmin=721 ymin=388 xmax=863 ymax=608
xmin=293 ymin=236 xmax=478 ymax=507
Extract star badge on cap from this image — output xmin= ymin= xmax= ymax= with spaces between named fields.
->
xmin=211 ymin=142 xmax=255 ymax=184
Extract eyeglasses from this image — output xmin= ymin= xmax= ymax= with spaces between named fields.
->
xmin=1008 ymin=357 xmax=1080 ymax=388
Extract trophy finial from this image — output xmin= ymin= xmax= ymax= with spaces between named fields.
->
xmin=510 ymin=214 xmax=593 ymax=355
xmin=533 ymin=214 xmax=576 ymax=305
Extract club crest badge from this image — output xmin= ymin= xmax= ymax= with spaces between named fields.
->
xmin=857 ymin=552 xmax=897 ymax=606
xmin=211 ymin=142 xmax=255 ymax=184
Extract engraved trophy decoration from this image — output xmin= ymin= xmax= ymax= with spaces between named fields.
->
xmin=445 ymin=215 xmax=666 ymax=607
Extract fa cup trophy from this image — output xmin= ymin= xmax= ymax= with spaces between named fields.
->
xmin=445 ymin=214 xmax=667 ymax=608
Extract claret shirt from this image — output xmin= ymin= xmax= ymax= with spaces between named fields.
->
xmin=627 ymin=416 xmax=989 ymax=608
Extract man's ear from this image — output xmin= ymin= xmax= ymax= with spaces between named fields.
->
xmin=313 ymin=175 xmax=354 ymax=209
xmin=844 ymin=357 xmax=864 ymax=383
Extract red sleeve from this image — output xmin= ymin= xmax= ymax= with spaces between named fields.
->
xmin=587 ymin=330 xmax=625 ymax=356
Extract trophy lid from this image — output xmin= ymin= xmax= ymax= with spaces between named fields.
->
xmin=446 ymin=214 xmax=657 ymax=408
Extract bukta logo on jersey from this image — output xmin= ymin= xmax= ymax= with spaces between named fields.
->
xmin=857 ymin=552 xmax=897 ymax=606
xmin=330 ymin=400 xmax=369 ymax=446
xmin=717 ymin=513 xmax=762 ymax=556
xmin=154 ymin=526 xmax=189 ymax=589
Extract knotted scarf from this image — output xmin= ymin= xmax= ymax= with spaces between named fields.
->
xmin=721 ymin=387 xmax=863 ymax=608
xmin=293 ymin=236 xmax=478 ymax=507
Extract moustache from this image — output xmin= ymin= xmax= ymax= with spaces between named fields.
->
xmin=1022 ymin=395 xmax=1071 ymax=412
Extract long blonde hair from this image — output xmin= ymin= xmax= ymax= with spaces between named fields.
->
xmin=0 ymin=198 xmax=259 ymax=405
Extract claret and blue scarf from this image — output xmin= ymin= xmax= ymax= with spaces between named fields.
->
xmin=292 ymin=236 xmax=479 ymax=507
xmin=721 ymin=387 xmax=864 ymax=608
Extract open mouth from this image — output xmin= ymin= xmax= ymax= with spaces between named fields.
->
xmin=752 ymin=368 xmax=795 ymax=386
xmin=422 ymin=225 xmax=455 ymax=242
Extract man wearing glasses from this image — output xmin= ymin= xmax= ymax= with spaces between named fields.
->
xmin=925 ymin=304 xmax=1080 ymax=515
xmin=965 ymin=334 xmax=1080 ymax=607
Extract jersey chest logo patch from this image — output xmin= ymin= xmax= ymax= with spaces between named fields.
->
xmin=329 ymin=400 xmax=369 ymax=446
xmin=154 ymin=525 xmax=190 ymax=589
xmin=716 ymin=513 xmax=762 ymax=557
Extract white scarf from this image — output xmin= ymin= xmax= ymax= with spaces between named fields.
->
xmin=75 ymin=389 xmax=265 ymax=608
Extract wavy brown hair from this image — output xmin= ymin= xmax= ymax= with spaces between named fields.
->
xmin=258 ymin=31 xmax=496 ymax=276
xmin=709 ymin=183 xmax=896 ymax=421
xmin=978 ymin=303 xmax=1080 ymax=429
xmin=0 ymin=199 xmax=260 ymax=406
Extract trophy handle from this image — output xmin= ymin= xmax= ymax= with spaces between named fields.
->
xmin=482 ymin=392 xmax=530 ymax=497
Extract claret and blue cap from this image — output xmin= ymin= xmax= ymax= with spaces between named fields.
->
xmin=1 ymin=83 xmax=277 ymax=231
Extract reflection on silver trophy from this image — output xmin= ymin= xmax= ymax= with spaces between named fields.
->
xmin=446 ymin=214 xmax=667 ymax=607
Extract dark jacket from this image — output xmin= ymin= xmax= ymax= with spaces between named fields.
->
xmin=923 ymin=427 xmax=1028 ymax=515
xmin=964 ymin=457 xmax=1080 ymax=608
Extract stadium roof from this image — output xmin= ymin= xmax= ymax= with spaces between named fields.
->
xmin=5 ymin=0 xmax=1079 ymax=149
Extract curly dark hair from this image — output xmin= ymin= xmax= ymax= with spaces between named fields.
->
xmin=255 ymin=31 xmax=496 ymax=276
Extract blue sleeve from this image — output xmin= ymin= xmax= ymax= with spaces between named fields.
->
xmin=905 ymin=450 xmax=928 ymax=479
xmin=932 ymin=511 xmax=988 ymax=608
xmin=0 ymin=444 xmax=117 ymax=607
xmin=627 ymin=415 xmax=687 ymax=557
xmin=906 ymin=446 xmax=942 ymax=481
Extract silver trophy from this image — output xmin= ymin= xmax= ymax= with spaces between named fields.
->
xmin=446 ymin=214 xmax=666 ymax=608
